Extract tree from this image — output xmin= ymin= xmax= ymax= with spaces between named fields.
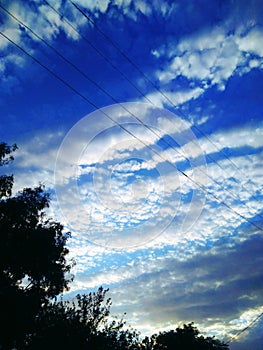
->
xmin=0 ymin=142 xmax=72 ymax=349
xmin=0 ymin=142 xmax=17 ymax=198
xmin=25 ymin=287 xmax=141 ymax=350
xmin=25 ymin=287 xmax=109 ymax=349
xmin=146 ymin=323 xmax=229 ymax=350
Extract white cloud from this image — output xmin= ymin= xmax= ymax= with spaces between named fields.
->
xmin=183 ymin=123 xmax=263 ymax=164
xmin=10 ymin=109 xmax=262 ymax=256
xmin=76 ymin=139 xmax=262 ymax=250
xmin=135 ymin=0 xmax=152 ymax=16
xmin=154 ymin=24 xmax=263 ymax=91
xmin=73 ymin=0 xmax=110 ymax=13
xmin=0 ymin=0 xmax=115 ymax=79
xmin=11 ymin=109 xmax=262 ymax=254
xmin=52 ymin=102 xmax=210 ymax=249
xmin=236 ymin=27 xmax=263 ymax=57
xmin=1 ymin=0 xmax=170 ymax=61
xmin=144 ymin=87 xmax=204 ymax=108
xmin=0 ymin=26 xmax=21 ymax=49
xmin=108 ymin=0 xmax=178 ymax=21
xmin=9 ymin=130 xmax=64 ymax=192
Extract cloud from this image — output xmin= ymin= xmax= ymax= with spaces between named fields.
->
xmin=11 ymin=105 xmax=262 ymax=253
xmin=1 ymin=0 xmax=176 ymax=60
xmin=9 ymin=130 xmax=64 ymax=193
xmin=179 ymin=123 xmax=263 ymax=176
xmin=64 ymin=143 xmax=262 ymax=291
xmin=51 ymin=102 xmax=211 ymax=248
xmin=105 ymin=232 xmax=263 ymax=336
xmin=236 ymin=27 xmax=263 ymax=57
xmin=0 ymin=26 xmax=21 ymax=49
xmin=73 ymin=0 xmax=110 ymax=14
xmin=144 ymin=87 xmax=204 ymax=108
xmin=51 ymin=113 xmax=263 ymax=338
xmin=230 ymin=315 xmax=263 ymax=350
xmin=0 ymin=0 xmax=94 ymax=82
xmin=107 ymin=0 xmax=178 ymax=21
xmin=153 ymin=23 xmax=263 ymax=91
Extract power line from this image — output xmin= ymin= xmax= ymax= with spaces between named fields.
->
xmin=1 ymin=3 xmax=262 ymax=224
xmin=0 ymin=32 xmax=150 ymax=146
xmin=1 ymin=29 xmax=262 ymax=235
xmin=42 ymin=0 xmax=154 ymax=106
xmin=227 ymin=310 xmax=263 ymax=344
xmin=69 ymin=0 xmax=263 ymax=208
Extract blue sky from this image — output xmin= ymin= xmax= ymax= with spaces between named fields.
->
xmin=1 ymin=0 xmax=263 ymax=348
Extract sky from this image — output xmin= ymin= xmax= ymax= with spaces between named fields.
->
xmin=0 ymin=0 xmax=263 ymax=348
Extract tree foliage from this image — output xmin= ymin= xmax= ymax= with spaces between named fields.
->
xmin=0 ymin=142 xmax=72 ymax=348
xmin=25 ymin=287 xmax=141 ymax=350
xmin=0 ymin=142 xmax=17 ymax=198
xmin=143 ymin=323 xmax=229 ymax=350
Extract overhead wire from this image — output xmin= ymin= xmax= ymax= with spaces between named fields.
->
xmin=69 ymin=0 xmax=263 ymax=208
xmin=0 ymin=28 xmax=262 ymax=235
xmin=226 ymin=310 xmax=263 ymax=344
xmin=41 ymin=0 xmax=155 ymax=106
xmin=1 ymin=3 xmax=263 ymax=224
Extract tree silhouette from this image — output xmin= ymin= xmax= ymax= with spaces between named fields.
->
xmin=145 ymin=323 xmax=229 ymax=350
xmin=26 ymin=287 xmax=141 ymax=350
xmin=0 ymin=143 xmax=72 ymax=349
